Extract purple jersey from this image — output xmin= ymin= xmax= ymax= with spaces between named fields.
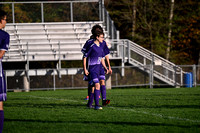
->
xmin=84 ymin=43 xmax=104 ymax=70
xmin=0 ymin=30 xmax=9 ymax=53
xmin=0 ymin=29 xmax=9 ymax=101
xmin=82 ymin=39 xmax=109 ymax=82
xmin=81 ymin=39 xmax=110 ymax=57
xmin=84 ymin=43 xmax=104 ymax=84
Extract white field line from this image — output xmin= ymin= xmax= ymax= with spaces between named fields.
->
xmin=28 ymin=95 xmax=200 ymax=123
xmin=28 ymin=95 xmax=87 ymax=104
xmin=108 ymin=107 xmax=200 ymax=123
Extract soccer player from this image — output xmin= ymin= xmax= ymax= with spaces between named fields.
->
xmin=0 ymin=10 xmax=10 ymax=133
xmin=82 ymin=25 xmax=112 ymax=106
xmin=83 ymin=30 xmax=108 ymax=110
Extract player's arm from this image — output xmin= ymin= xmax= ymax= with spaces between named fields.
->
xmin=0 ymin=50 xmax=6 ymax=59
xmin=101 ymin=58 xmax=108 ymax=74
xmin=0 ymin=34 xmax=9 ymax=59
xmin=83 ymin=57 xmax=89 ymax=76
xmin=105 ymin=55 xmax=112 ymax=74
xmin=105 ymin=42 xmax=112 ymax=74
xmin=82 ymin=40 xmax=90 ymax=74
xmin=83 ymin=45 xmax=93 ymax=76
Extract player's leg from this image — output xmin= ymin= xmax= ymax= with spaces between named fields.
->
xmin=94 ymin=82 xmax=102 ymax=110
xmin=91 ymin=72 xmax=102 ymax=110
xmin=0 ymin=102 xmax=4 ymax=133
xmin=100 ymin=80 xmax=110 ymax=106
xmin=83 ymin=74 xmax=89 ymax=100
xmin=99 ymin=66 xmax=110 ymax=106
xmin=84 ymin=86 xmax=90 ymax=100
xmin=0 ymin=75 xmax=6 ymax=133
xmin=99 ymin=66 xmax=106 ymax=99
xmin=87 ymin=86 xmax=95 ymax=108
xmin=100 ymin=79 xmax=106 ymax=100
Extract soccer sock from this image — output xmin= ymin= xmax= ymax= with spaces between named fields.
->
xmin=94 ymin=89 xmax=100 ymax=106
xmin=0 ymin=110 xmax=4 ymax=133
xmin=101 ymin=85 xmax=106 ymax=100
xmin=88 ymin=93 xmax=94 ymax=107
xmin=87 ymin=87 xmax=90 ymax=97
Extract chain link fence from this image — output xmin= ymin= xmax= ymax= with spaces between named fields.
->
xmin=5 ymin=65 xmax=200 ymax=92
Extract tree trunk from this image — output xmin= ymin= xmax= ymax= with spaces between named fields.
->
xmin=132 ymin=0 xmax=137 ymax=38
xmin=197 ymin=51 xmax=200 ymax=81
xmin=166 ymin=0 xmax=174 ymax=60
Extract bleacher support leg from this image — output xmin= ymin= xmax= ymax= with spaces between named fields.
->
xmin=23 ymin=74 xmax=30 ymax=92
xmin=106 ymin=75 xmax=112 ymax=89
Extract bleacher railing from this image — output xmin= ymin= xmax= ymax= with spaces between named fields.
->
xmin=0 ymin=0 xmax=102 ymax=23
xmin=109 ymin=39 xmax=185 ymax=87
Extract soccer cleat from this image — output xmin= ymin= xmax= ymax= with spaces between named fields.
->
xmin=95 ymin=106 xmax=103 ymax=110
xmin=87 ymin=105 xmax=95 ymax=109
xmin=84 ymin=96 xmax=89 ymax=100
xmin=102 ymin=99 xmax=110 ymax=106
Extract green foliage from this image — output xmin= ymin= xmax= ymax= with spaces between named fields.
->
xmin=4 ymin=87 xmax=200 ymax=132
xmin=170 ymin=0 xmax=200 ymax=65
xmin=105 ymin=0 xmax=200 ymax=65
xmin=105 ymin=0 xmax=170 ymax=54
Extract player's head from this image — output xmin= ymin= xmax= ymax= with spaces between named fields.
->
xmin=0 ymin=10 xmax=7 ymax=29
xmin=90 ymin=24 xmax=104 ymax=39
xmin=94 ymin=30 xmax=104 ymax=43
xmin=91 ymin=24 xmax=103 ymax=34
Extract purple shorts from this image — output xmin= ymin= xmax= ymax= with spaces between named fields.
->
xmin=99 ymin=65 xmax=105 ymax=81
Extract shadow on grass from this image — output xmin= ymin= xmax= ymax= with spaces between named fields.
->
xmin=5 ymin=103 xmax=87 ymax=108
xmin=5 ymin=118 xmax=199 ymax=128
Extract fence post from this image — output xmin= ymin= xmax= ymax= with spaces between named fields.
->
xmin=41 ymin=2 xmax=44 ymax=23
xmin=111 ymin=20 xmax=114 ymax=39
xmin=180 ymin=66 xmax=183 ymax=87
xmin=193 ymin=64 xmax=196 ymax=87
xmin=149 ymin=64 xmax=153 ymax=88
xmin=115 ymin=73 xmax=118 ymax=86
xmin=174 ymin=66 xmax=177 ymax=87
xmin=121 ymin=41 xmax=125 ymax=77
xmin=53 ymin=69 xmax=56 ymax=91
xmin=57 ymin=41 xmax=61 ymax=78
xmin=149 ymin=54 xmax=154 ymax=88
xmin=127 ymin=40 xmax=130 ymax=63
xmin=12 ymin=3 xmax=15 ymax=23
xmin=106 ymin=12 xmax=110 ymax=37
xmin=24 ymin=42 xmax=30 ymax=92
xmin=72 ymin=75 xmax=74 ymax=88
xmin=70 ymin=2 xmax=73 ymax=22
xmin=99 ymin=0 xmax=104 ymax=21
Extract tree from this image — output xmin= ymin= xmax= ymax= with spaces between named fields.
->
xmin=105 ymin=0 xmax=171 ymax=58
xmin=170 ymin=0 xmax=200 ymax=65
xmin=166 ymin=0 xmax=175 ymax=61
xmin=105 ymin=0 xmax=200 ymax=65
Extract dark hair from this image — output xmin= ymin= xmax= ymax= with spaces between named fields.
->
xmin=0 ymin=10 xmax=7 ymax=20
xmin=90 ymin=24 xmax=104 ymax=39
xmin=93 ymin=30 xmax=104 ymax=40
xmin=91 ymin=24 xmax=103 ymax=35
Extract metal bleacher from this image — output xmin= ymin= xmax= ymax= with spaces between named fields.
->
xmin=4 ymin=22 xmax=106 ymax=61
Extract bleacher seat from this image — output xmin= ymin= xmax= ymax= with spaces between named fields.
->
xmin=3 ymin=21 xmax=106 ymax=61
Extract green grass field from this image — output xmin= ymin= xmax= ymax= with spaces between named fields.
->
xmin=3 ymin=87 xmax=200 ymax=133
